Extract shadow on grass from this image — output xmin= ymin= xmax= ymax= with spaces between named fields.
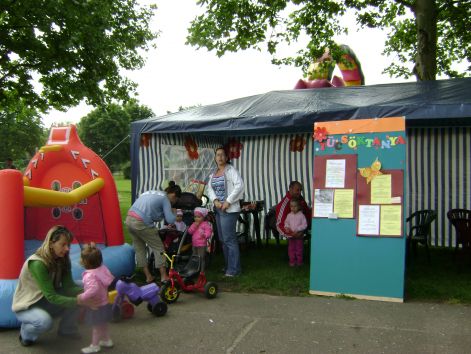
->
xmin=206 ymin=242 xmax=311 ymax=297
xmin=405 ymin=246 xmax=471 ymax=304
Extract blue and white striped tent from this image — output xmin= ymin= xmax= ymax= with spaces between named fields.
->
xmin=131 ymin=78 xmax=471 ymax=247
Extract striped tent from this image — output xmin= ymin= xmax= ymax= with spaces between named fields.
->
xmin=131 ymin=78 xmax=471 ymax=247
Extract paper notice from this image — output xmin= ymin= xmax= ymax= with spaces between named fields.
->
xmin=333 ymin=189 xmax=354 ymax=218
xmin=371 ymin=174 xmax=392 ymax=204
xmin=325 ymin=159 xmax=346 ymax=188
xmin=380 ymin=205 xmax=402 ymax=236
xmin=314 ymin=189 xmax=334 ymax=217
xmin=358 ymin=205 xmax=380 ymax=235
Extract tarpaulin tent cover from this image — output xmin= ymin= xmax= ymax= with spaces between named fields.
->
xmin=129 ymin=79 xmax=471 ymax=249
xmin=131 ymin=78 xmax=471 ymax=138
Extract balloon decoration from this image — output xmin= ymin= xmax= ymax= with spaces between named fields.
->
xmin=294 ymin=44 xmax=364 ymax=89
xmin=140 ymin=133 xmax=152 ymax=147
xmin=289 ymin=135 xmax=306 ymax=152
xmin=313 ymin=126 xmax=328 ymax=143
xmin=225 ymin=138 xmax=243 ymax=159
xmin=184 ymin=136 xmax=199 ymax=160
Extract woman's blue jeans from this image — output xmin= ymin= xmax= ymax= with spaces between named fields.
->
xmin=15 ymin=300 xmax=80 ymax=342
xmin=215 ymin=209 xmax=241 ymax=276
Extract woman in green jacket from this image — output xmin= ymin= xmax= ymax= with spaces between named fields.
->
xmin=12 ymin=225 xmax=100 ymax=347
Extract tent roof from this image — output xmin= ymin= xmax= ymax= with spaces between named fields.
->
xmin=132 ymin=78 xmax=471 ymax=136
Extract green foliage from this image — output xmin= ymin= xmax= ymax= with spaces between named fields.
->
xmin=0 ymin=101 xmax=46 ymax=166
xmin=121 ymin=160 xmax=132 ymax=179
xmin=0 ymin=0 xmax=157 ymax=112
xmin=187 ymin=0 xmax=470 ymax=80
xmin=77 ymin=100 xmax=153 ymax=168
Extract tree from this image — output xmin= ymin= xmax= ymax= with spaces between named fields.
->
xmin=77 ymin=101 xmax=153 ymax=169
xmin=0 ymin=102 xmax=45 ymax=169
xmin=0 ymin=0 xmax=156 ymax=112
xmin=186 ymin=0 xmax=470 ymax=81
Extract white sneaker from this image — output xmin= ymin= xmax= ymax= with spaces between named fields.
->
xmin=99 ymin=339 xmax=114 ymax=348
xmin=81 ymin=345 xmax=101 ymax=353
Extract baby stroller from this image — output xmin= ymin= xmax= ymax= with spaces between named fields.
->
xmin=147 ymin=192 xmax=210 ymax=276
xmin=147 ymin=225 xmax=192 ymax=277
xmin=160 ymin=225 xmax=218 ymax=303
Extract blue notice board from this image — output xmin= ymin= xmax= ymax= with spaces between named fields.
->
xmin=310 ymin=117 xmax=406 ymax=302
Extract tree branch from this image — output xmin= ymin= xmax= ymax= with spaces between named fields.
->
xmin=394 ymin=0 xmax=414 ymax=11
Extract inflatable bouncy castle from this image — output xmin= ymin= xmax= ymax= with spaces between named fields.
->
xmin=0 ymin=125 xmax=134 ymax=328
xmin=294 ymin=44 xmax=365 ymax=89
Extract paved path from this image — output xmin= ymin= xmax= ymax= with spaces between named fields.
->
xmin=1 ymin=292 xmax=471 ymax=353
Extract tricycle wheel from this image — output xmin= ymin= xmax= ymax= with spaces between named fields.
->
xmin=160 ymin=282 xmax=180 ymax=304
xmin=121 ymin=301 xmax=134 ymax=319
xmin=152 ymin=302 xmax=168 ymax=317
xmin=204 ymin=282 xmax=218 ymax=299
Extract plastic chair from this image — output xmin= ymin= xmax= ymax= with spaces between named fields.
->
xmin=446 ymin=209 xmax=471 ymax=261
xmin=264 ymin=206 xmax=280 ymax=246
xmin=406 ymin=210 xmax=437 ymax=261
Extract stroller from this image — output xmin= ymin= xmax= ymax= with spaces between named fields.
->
xmin=147 ymin=224 xmax=192 ymax=276
xmin=160 ymin=222 xmax=218 ymax=303
xmin=147 ymin=191 xmax=217 ymax=275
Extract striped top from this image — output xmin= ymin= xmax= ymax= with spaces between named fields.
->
xmin=211 ymin=175 xmax=225 ymax=202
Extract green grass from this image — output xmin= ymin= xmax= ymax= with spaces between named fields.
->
xmin=205 ymin=243 xmax=311 ymax=297
xmin=405 ymin=247 xmax=471 ymax=304
xmin=114 ymin=176 xmax=471 ymax=303
xmin=114 ymin=174 xmax=132 ymax=244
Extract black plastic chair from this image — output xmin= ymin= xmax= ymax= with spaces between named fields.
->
xmin=406 ymin=210 xmax=437 ymax=261
xmin=447 ymin=209 xmax=471 ymax=262
xmin=264 ymin=206 xmax=280 ymax=246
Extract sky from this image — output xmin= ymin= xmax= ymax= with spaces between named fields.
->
xmin=42 ymin=1 xmax=413 ymax=127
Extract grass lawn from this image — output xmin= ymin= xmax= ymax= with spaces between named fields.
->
xmin=115 ymin=175 xmax=471 ymax=304
xmin=405 ymin=247 xmax=471 ymax=304
xmin=114 ymin=175 xmax=132 ymax=244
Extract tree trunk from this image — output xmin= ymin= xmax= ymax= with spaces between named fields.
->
xmin=413 ymin=0 xmax=438 ymax=81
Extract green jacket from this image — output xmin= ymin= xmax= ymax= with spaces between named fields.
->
xmin=12 ymin=254 xmax=82 ymax=312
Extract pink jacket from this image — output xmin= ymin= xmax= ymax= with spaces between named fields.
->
xmin=78 ymin=264 xmax=114 ymax=306
xmin=284 ymin=211 xmax=308 ymax=235
xmin=188 ymin=221 xmax=212 ymax=247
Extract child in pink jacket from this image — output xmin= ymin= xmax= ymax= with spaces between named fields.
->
xmin=284 ymin=197 xmax=308 ymax=267
xmin=187 ymin=207 xmax=212 ymax=272
xmin=78 ymin=243 xmax=115 ymax=354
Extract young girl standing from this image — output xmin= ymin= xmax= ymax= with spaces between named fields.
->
xmin=284 ymin=197 xmax=308 ymax=267
xmin=187 ymin=207 xmax=213 ymax=272
xmin=79 ymin=243 xmax=115 ymax=354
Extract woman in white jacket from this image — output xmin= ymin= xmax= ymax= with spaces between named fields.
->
xmin=207 ymin=147 xmax=244 ymax=277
